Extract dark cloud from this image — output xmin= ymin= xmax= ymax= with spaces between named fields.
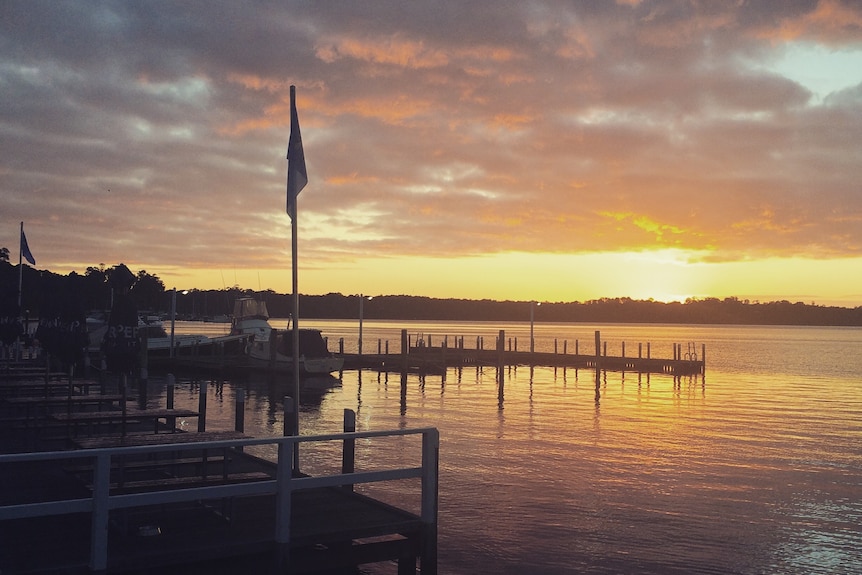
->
xmin=2 ymin=0 xmax=862 ymax=298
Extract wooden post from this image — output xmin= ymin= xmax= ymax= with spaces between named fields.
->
xmin=166 ymin=374 xmax=175 ymax=409
xmin=603 ymin=341 xmax=607 ymax=356
xmin=339 ymin=337 xmax=344 ymax=354
xmin=647 ymin=342 xmax=651 ymax=359
xmin=563 ymin=340 xmax=567 ymax=354
xmin=342 ymin=408 xmax=356 ymax=491
xmin=401 ymin=329 xmax=409 ymax=371
xmin=419 ymin=428 xmax=440 ymax=575
xmin=283 ymin=396 xmax=295 ymax=437
xmin=594 ymin=331 xmax=601 ymax=371
xmin=197 ymin=380 xmax=207 ymax=432
xmin=166 ymin=373 xmax=176 ymax=430
xmin=89 ymin=453 xmax=111 ymax=572
xmin=596 ymin=330 xmax=602 ymax=366
xmin=274 ymin=438 xmax=294 ymax=568
xmin=622 ymin=341 xmax=625 ymax=358
xmin=497 ymin=329 xmax=505 ymax=404
xmin=701 ymin=344 xmax=706 ymax=374
xmin=120 ymin=374 xmax=127 ymax=438
xmin=139 ymin=331 xmax=148 ymax=383
xmin=270 ymin=329 xmax=278 ymax=369
xmin=235 ymin=388 xmax=245 ymax=433
xmin=638 ymin=343 xmax=642 ymax=358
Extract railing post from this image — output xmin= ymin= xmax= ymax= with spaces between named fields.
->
xmin=420 ymin=428 xmax=439 ymax=575
xmin=342 ymin=409 xmax=356 ymax=491
xmin=90 ymin=452 xmax=111 ymax=572
xmin=275 ymin=438 xmax=294 ymax=569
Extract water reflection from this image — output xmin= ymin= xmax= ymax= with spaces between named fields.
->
xmin=154 ymin=321 xmax=862 ymax=575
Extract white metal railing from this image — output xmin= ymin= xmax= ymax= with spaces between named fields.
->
xmin=0 ymin=427 xmax=439 ymax=572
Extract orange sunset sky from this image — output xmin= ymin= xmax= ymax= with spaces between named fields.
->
xmin=3 ymin=1 xmax=862 ymax=306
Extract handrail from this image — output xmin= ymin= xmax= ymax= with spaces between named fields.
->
xmin=0 ymin=427 xmax=440 ymax=572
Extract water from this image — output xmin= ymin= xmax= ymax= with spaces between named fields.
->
xmin=158 ymin=321 xmax=862 ymax=574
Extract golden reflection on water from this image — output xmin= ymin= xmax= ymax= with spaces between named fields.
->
xmin=161 ymin=322 xmax=862 ymax=574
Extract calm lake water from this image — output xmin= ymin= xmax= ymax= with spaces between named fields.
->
xmin=156 ymin=320 xmax=862 ymax=574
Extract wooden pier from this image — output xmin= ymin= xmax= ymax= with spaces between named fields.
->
xmin=0 ymin=362 xmax=440 ymax=574
xmin=342 ymin=329 xmax=705 ymax=377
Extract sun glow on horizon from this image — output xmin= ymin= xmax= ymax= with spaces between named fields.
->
xmin=118 ymin=249 xmax=862 ymax=309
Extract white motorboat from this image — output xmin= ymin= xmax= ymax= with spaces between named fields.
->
xmin=87 ymin=313 xmax=209 ymax=354
xmin=230 ymin=297 xmax=343 ymax=374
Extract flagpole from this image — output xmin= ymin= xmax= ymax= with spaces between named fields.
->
xmin=291 ymin=180 xmax=300 ymax=455
xmin=287 ymin=85 xmax=304 ymax=472
xmin=17 ymin=222 xmax=25 ymax=361
xmin=17 ymin=221 xmax=24 ymax=311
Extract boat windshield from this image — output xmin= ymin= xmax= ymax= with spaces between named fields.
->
xmin=233 ymin=298 xmax=269 ymax=320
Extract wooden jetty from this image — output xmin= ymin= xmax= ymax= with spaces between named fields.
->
xmin=0 ymin=361 xmax=440 ymax=574
xmin=342 ymin=329 xmax=705 ymax=377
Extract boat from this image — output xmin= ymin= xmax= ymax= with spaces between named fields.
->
xmin=139 ymin=317 xmax=212 ymax=355
xmin=229 ymin=297 xmax=344 ymax=374
xmin=87 ymin=313 xmax=211 ymax=354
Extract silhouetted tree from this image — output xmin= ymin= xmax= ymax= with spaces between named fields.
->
xmin=129 ymin=269 xmax=165 ymax=312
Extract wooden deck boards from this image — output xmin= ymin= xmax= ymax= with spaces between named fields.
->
xmin=0 ymin=473 xmax=424 ymax=574
xmin=0 ymin=361 xmax=437 ymax=574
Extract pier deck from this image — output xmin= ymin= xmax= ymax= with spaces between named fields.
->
xmin=343 ymin=329 xmax=705 ymax=376
xmin=346 ymin=347 xmax=704 ymax=376
xmin=0 ymin=472 xmax=424 ymax=574
xmin=0 ymin=363 xmax=440 ymax=574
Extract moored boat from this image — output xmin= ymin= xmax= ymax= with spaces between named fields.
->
xmin=230 ymin=297 xmax=343 ymax=374
xmin=87 ymin=313 xmax=223 ymax=355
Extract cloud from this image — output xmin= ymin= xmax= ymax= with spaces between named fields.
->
xmin=2 ymin=0 xmax=862 ymax=299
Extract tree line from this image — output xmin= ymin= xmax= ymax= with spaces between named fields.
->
xmin=2 ymin=260 xmax=862 ymax=327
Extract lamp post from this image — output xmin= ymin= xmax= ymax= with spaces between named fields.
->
xmin=530 ymin=301 xmax=541 ymax=353
xmin=358 ymin=294 xmax=372 ymax=355
xmin=169 ymin=289 xmax=189 ymax=358
xmin=170 ymin=288 xmax=177 ymax=357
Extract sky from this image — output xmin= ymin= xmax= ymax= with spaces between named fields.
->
xmin=3 ymin=0 xmax=862 ymax=307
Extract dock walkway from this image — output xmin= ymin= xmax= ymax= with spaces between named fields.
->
xmin=343 ymin=329 xmax=705 ymax=376
xmin=0 ymin=362 xmax=440 ymax=574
